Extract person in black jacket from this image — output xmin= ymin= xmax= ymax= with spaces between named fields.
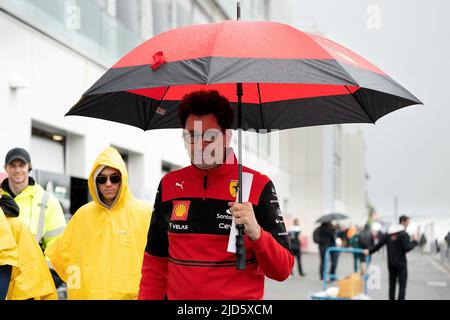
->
xmin=314 ymin=222 xmax=338 ymax=281
xmin=364 ymin=215 xmax=417 ymax=300
xmin=445 ymin=232 xmax=450 ymax=260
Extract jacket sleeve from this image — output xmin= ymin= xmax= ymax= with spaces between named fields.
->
xmin=369 ymin=233 xmax=387 ymax=255
xmin=42 ymin=195 xmax=67 ymax=250
xmin=10 ymin=218 xmax=57 ymax=300
xmin=138 ymin=182 xmax=169 ymax=300
xmin=252 ymin=180 xmax=294 ymax=281
xmin=401 ymin=232 xmax=417 ymax=253
xmin=0 ymin=210 xmax=18 ymax=268
xmin=44 ymin=213 xmax=76 ymax=283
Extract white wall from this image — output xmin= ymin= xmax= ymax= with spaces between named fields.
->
xmin=281 ymin=127 xmax=327 ymax=252
xmin=343 ymin=130 xmax=368 ymax=226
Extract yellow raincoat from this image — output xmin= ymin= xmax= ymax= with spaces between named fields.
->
xmin=45 ymin=147 xmax=151 ymax=300
xmin=1 ymin=209 xmax=57 ymax=300
xmin=2 ymin=179 xmax=67 ymax=249
xmin=0 ymin=209 xmax=18 ymax=268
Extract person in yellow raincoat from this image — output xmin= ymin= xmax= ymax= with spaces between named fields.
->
xmin=0 ymin=204 xmax=17 ymax=300
xmin=0 ymin=183 xmax=57 ymax=300
xmin=45 ymin=147 xmax=151 ymax=300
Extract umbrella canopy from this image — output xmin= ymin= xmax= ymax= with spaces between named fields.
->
xmin=66 ymin=20 xmax=421 ymax=130
xmin=316 ymin=213 xmax=348 ymax=224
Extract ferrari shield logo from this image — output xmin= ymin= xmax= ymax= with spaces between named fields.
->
xmin=229 ymin=181 xmax=238 ymax=198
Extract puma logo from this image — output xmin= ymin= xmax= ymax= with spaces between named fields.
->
xmin=176 ymin=181 xmax=185 ymax=190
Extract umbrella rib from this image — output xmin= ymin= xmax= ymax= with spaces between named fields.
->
xmin=344 ymin=85 xmax=375 ymax=124
xmin=257 ymin=83 xmax=265 ymax=130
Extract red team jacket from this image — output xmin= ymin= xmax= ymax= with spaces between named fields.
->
xmin=139 ymin=151 xmax=293 ymax=300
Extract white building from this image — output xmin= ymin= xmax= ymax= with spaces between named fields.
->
xmin=269 ymin=1 xmax=369 ymax=249
xmin=0 ymin=0 xmax=367 ymax=252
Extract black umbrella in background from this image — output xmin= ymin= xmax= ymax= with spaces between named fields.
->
xmin=316 ymin=213 xmax=348 ymax=224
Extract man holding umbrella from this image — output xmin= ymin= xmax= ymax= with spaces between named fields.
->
xmin=313 ymin=213 xmax=347 ymax=281
xmin=138 ymin=90 xmax=294 ymax=300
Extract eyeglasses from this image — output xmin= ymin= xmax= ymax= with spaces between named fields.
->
xmin=95 ymin=174 xmax=121 ymax=185
xmin=182 ymin=130 xmax=223 ymax=144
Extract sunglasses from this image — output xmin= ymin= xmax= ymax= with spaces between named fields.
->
xmin=95 ymin=174 xmax=121 ymax=185
xmin=182 ymin=130 xmax=223 ymax=144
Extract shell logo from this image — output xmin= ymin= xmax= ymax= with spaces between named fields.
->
xmin=174 ymin=203 xmax=187 ymax=217
xmin=171 ymin=200 xmax=191 ymax=221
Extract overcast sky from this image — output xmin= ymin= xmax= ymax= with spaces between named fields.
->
xmin=270 ymin=0 xmax=450 ymax=218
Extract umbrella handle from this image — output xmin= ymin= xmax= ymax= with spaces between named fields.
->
xmin=236 ymin=224 xmax=246 ymax=269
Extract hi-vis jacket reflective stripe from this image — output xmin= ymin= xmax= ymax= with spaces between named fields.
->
xmin=0 ymin=209 xmax=57 ymax=300
xmin=45 ymin=147 xmax=152 ymax=300
xmin=2 ymin=181 xmax=66 ymax=249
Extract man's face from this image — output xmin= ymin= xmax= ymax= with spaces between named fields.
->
xmin=183 ymin=114 xmax=231 ymax=170
xmin=402 ymin=219 xmax=410 ymax=228
xmin=4 ymin=160 xmax=30 ymax=185
xmin=96 ymin=167 xmax=121 ymax=202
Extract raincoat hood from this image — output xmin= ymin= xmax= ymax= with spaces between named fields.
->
xmin=88 ymin=147 xmax=131 ymax=210
xmin=45 ymin=146 xmax=151 ymax=300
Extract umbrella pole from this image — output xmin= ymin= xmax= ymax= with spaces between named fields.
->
xmin=234 ymin=0 xmax=246 ymax=270
xmin=236 ymin=82 xmax=246 ymax=270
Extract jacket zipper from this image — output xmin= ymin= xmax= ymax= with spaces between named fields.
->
xmin=203 ymin=172 xmax=207 ymax=200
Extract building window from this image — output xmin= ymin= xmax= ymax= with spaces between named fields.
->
xmin=152 ymin=0 xmax=173 ymax=35
xmin=31 ymin=125 xmax=66 ymax=174
xmin=116 ymin=0 xmax=141 ymax=36
xmin=94 ymin=0 xmax=117 ymax=16
xmin=112 ymin=145 xmax=129 ymax=169
xmin=192 ymin=1 xmax=212 ymax=24
xmin=176 ymin=0 xmax=193 ymax=27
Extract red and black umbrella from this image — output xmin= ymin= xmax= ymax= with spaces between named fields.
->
xmin=66 ymin=19 xmax=421 ymax=269
xmin=67 ymin=20 xmax=421 ymax=130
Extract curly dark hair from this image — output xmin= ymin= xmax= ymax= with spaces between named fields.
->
xmin=178 ymin=90 xmax=234 ymax=130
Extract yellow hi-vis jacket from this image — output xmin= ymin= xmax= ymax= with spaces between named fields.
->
xmin=2 ymin=181 xmax=66 ymax=249
xmin=45 ymin=147 xmax=151 ymax=300
xmin=0 ymin=209 xmax=57 ymax=300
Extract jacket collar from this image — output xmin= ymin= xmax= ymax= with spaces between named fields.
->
xmin=1 ymin=177 xmax=36 ymax=198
